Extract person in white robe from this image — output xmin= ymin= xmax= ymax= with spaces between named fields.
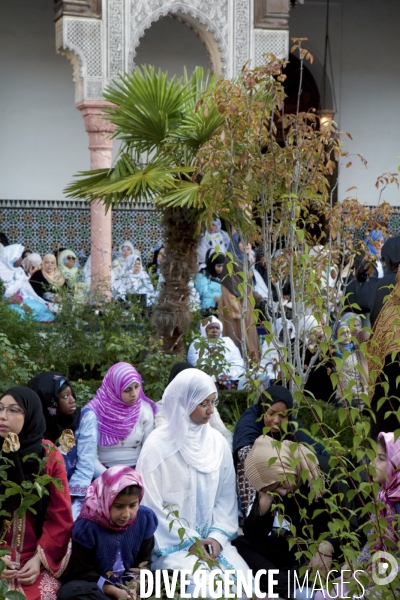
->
xmin=112 ymin=240 xmax=141 ymax=278
xmin=259 ymin=317 xmax=295 ymax=383
xmin=113 ymin=255 xmax=155 ymax=306
xmin=154 ymin=362 xmax=233 ymax=449
xmin=82 ymin=254 xmax=117 ymax=290
xmin=0 ymin=244 xmax=47 ymax=304
xmin=197 ymin=220 xmax=227 ymax=270
xmin=0 ymin=244 xmax=55 ymax=321
xmin=136 ymin=369 xmax=252 ymax=598
xmin=187 ymin=316 xmax=245 ymax=381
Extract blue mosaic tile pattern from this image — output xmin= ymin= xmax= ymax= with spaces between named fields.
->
xmin=1 ymin=201 xmax=400 ymax=264
xmin=0 ymin=200 xmax=163 ymax=263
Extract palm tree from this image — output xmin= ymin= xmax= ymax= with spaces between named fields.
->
xmin=66 ymin=66 xmax=224 ymax=354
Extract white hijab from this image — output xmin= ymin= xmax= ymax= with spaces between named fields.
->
xmin=137 ymin=370 xmax=223 ymax=475
xmin=0 ymin=244 xmax=26 ymax=285
xmin=0 ymin=244 xmax=46 ymax=304
xmin=21 ymin=252 xmax=42 ymax=274
xmin=200 ymin=315 xmax=224 ymax=338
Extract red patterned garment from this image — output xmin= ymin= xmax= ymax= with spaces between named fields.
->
xmin=4 ymin=441 xmax=73 ymax=600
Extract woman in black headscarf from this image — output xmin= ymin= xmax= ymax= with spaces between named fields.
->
xmin=233 ymin=386 xmax=328 ymax=516
xmin=370 ymin=234 xmax=400 ymax=326
xmin=0 ymin=386 xmax=72 ymax=599
xmin=28 ymin=372 xmax=97 ymax=519
xmin=194 ymin=249 xmax=225 ymax=314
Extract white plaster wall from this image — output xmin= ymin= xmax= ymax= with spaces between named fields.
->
xmin=0 ymin=5 xmax=212 ymax=201
xmin=290 ymin=0 xmax=400 ymax=206
xmin=134 ymin=15 xmax=212 ymax=76
xmin=0 ymin=0 xmax=88 ymax=200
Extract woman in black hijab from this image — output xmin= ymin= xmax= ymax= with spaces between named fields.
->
xmin=233 ymin=386 xmax=327 ymax=516
xmin=0 ymin=387 xmax=72 ymax=598
xmin=370 ymin=234 xmax=400 ymax=326
xmin=195 ymin=249 xmax=225 ymax=315
xmin=28 ymin=372 xmax=81 ymax=443
xmin=28 ymin=372 xmax=97 ymax=518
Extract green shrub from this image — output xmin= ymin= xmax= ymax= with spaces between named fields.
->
xmin=0 ymin=332 xmax=39 ymax=393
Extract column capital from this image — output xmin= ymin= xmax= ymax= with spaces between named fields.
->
xmin=76 ymin=100 xmax=116 ymax=154
xmin=76 ymin=100 xmax=116 ymax=133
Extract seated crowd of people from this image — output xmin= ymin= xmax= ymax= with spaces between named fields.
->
xmin=0 ymin=358 xmax=399 ymax=600
xmin=0 ymin=225 xmax=400 ymax=600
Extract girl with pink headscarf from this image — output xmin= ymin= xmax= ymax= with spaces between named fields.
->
xmin=87 ymin=363 xmax=156 ymax=478
xmin=59 ymin=466 xmax=158 ymax=600
xmin=303 ymin=432 xmax=400 ymax=600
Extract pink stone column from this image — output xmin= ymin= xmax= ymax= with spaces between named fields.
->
xmin=76 ymin=100 xmax=116 ymax=298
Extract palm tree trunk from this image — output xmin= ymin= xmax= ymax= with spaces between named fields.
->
xmin=152 ymin=207 xmax=199 ymax=354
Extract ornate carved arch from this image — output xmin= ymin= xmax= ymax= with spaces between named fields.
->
xmin=128 ymin=1 xmax=229 ymax=76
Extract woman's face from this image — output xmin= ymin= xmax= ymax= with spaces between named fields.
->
xmin=0 ymin=395 xmax=25 ymax=437
xmin=190 ymin=392 xmax=216 ymax=425
xmin=346 ymin=318 xmax=361 ymax=333
xmin=58 ymin=386 xmax=77 ymax=415
xmin=121 ymin=382 xmax=140 ymax=406
xmin=64 ymin=254 xmax=76 ymax=270
xmin=133 ymin=259 xmax=141 ymax=274
xmin=110 ymin=493 xmax=140 ymax=527
xmin=215 ymin=264 xmax=223 ymax=275
xmin=157 ymin=248 xmax=166 ymax=264
xmin=206 ymin=323 xmax=221 ymax=339
xmin=338 ymin=326 xmax=352 ymax=345
xmin=263 ymin=401 xmax=289 ymax=432
xmin=122 ymin=246 xmax=132 ymax=259
xmin=373 ymin=442 xmax=387 ymax=485
xmin=44 ymin=258 xmax=56 ymax=273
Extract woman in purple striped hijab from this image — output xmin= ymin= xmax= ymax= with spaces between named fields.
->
xmin=88 ymin=362 xmax=156 ymax=477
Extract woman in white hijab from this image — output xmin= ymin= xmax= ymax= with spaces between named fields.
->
xmin=21 ymin=252 xmax=42 ymax=277
xmin=57 ymin=249 xmax=79 ymax=287
xmin=137 ymin=369 xmax=252 ymax=598
xmin=197 ymin=219 xmax=227 ymax=269
xmin=187 ymin=315 xmax=245 ymax=381
xmin=113 ymin=255 xmax=155 ymax=306
xmin=259 ymin=317 xmax=295 ymax=383
xmin=112 ymin=240 xmax=141 ymax=278
xmin=0 ymin=244 xmax=55 ymax=321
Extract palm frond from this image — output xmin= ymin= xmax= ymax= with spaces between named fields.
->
xmin=102 ymin=66 xmax=191 ymax=152
xmin=65 ymin=155 xmax=194 ymax=209
xmin=173 ymin=67 xmax=225 ymax=149
xmin=154 ymin=181 xmax=203 ymax=209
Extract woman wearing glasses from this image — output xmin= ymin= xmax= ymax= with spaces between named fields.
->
xmin=57 ymin=249 xmax=78 ymax=285
xmin=57 ymin=249 xmax=89 ymax=302
xmin=137 ymin=369 xmax=252 ymax=598
xmin=0 ymin=387 xmax=72 ymax=599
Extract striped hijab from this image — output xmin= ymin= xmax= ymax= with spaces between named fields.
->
xmin=87 ymin=362 xmax=156 ymax=446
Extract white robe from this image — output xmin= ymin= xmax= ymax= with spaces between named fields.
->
xmin=137 ymin=434 xmax=251 ymax=597
xmin=187 ymin=336 xmax=245 ymax=380
xmin=113 ymin=269 xmax=155 ymax=306
xmin=197 ymin=232 xmax=227 ymax=267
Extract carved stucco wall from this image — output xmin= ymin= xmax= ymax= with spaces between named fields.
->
xmin=56 ymin=0 xmax=290 ymax=103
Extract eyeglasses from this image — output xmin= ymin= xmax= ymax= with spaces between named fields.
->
xmin=0 ymin=405 xmax=25 ymax=416
xmin=197 ymin=399 xmax=219 ymax=409
xmin=66 ymin=256 xmax=76 ymax=261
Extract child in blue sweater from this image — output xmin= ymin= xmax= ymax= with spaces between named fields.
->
xmin=58 ymin=466 xmax=157 ymax=600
